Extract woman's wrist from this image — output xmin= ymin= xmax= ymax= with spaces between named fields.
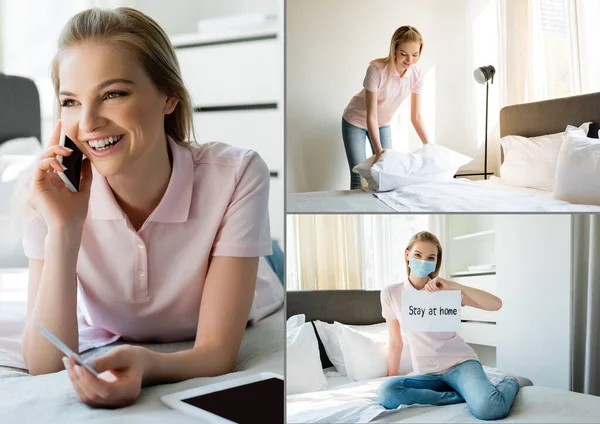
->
xmin=46 ymin=228 xmax=83 ymax=252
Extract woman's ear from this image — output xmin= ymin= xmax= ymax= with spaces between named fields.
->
xmin=163 ymin=96 xmax=179 ymax=115
xmin=405 ymin=249 xmax=410 ymax=262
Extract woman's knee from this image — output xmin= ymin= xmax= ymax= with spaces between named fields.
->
xmin=468 ymin=397 xmax=511 ymax=421
xmin=377 ymin=378 xmax=406 ymax=409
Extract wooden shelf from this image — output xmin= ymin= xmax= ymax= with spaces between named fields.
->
xmin=452 ymin=229 xmax=496 ymax=241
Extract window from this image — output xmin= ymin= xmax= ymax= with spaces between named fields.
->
xmin=286 ymin=214 xmax=433 ymax=291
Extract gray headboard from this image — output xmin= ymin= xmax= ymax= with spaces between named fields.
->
xmin=286 ymin=290 xmax=384 ymax=325
xmin=0 ymin=73 xmax=42 ymax=145
xmin=499 ymin=91 xmax=600 ymax=139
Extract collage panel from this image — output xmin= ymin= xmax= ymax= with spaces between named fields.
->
xmin=286 ymin=0 xmax=600 ymax=213
xmin=0 ymin=1 xmax=284 ymax=423
xmin=286 ymin=213 xmax=600 ymax=423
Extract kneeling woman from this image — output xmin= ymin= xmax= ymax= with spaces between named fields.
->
xmin=378 ymin=231 xmax=519 ymax=421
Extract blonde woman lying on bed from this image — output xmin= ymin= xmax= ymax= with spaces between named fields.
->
xmin=19 ymin=7 xmax=275 ymax=408
xmin=378 ymin=231 xmax=519 ymax=421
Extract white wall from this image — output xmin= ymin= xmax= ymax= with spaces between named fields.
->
xmin=134 ymin=0 xmax=280 ymax=36
xmin=286 ymin=0 xmax=501 ymax=192
xmin=495 ymin=215 xmax=572 ymax=390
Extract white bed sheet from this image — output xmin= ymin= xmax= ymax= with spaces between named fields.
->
xmin=375 ymin=178 xmax=600 ymax=212
xmin=0 ymin=306 xmax=283 ymax=423
xmin=288 ymin=366 xmax=600 ymax=423
xmin=324 ymin=367 xmax=353 ymax=390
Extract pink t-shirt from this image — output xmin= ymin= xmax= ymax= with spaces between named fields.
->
xmin=23 ymin=135 xmax=273 ymax=352
xmin=343 ymin=62 xmax=424 ymax=129
xmin=381 ymin=281 xmax=478 ymax=375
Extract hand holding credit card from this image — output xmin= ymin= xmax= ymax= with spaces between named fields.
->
xmin=37 ymin=324 xmax=99 ymax=378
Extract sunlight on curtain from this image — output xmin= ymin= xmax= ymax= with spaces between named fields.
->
xmin=498 ymin=0 xmax=600 ymax=105
xmin=287 ymin=214 xmax=434 ymax=291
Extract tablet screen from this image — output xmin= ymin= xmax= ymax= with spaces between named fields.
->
xmin=182 ymin=377 xmax=283 ymax=423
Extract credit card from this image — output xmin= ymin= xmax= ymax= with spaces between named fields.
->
xmin=37 ymin=324 xmax=99 ymax=378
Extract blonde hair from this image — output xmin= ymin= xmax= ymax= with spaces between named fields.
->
xmin=371 ymin=25 xmax=424 ymax=82
xmin=405 ymin=231 xmax=442 ymax=279
xmin=50 ymin=7 xmax=196 ymax=147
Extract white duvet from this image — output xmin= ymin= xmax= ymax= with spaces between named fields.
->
xmin=287 ymin=366 xmax=508 ymax=423
xmin=375 ymin=178 xmax=600 ymax=212
xmin=288 ymin=367 xmax=600 ymax=424
xmin=0 ymin=308 xmax=283 ymax=423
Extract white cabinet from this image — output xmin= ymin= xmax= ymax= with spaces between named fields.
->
xmin=495 ymin=215 xmax=572 ymax=390
xmin=171 ymin=28 xmax=283 ymax=243
xmin=445 ymin=215 xmax=498 ymax=350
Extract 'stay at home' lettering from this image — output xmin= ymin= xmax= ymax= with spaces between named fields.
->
xmin=408 ymin=306 xmax=458 ymax=317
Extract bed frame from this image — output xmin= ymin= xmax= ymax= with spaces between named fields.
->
xmin=499 ymin=91 xmax=600 ymax=139
xmin=0 ymin=73 xmax=41 ymax=145
xmin=287 ymin=290 xmax=384 ymax=324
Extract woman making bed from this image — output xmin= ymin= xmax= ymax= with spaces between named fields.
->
xmin=342 ymin=25 xmax=431 ymax=190
xmin=20 ymin=7 xmax=278 ymax=408
xmin=378 ymin=231 xmax=519 ymax=420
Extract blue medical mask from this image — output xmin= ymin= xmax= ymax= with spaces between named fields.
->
xmin=408 ymin=257 xmax=436 ymax=278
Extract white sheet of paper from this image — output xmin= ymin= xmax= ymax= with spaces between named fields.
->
xmin=401 ymin=290 xmax=461 ymax=332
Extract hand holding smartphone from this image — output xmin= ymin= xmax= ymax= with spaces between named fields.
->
xmin=37 ymin=324 xmax=99 ymax=378
xmin=57 ymin=129 xmax=84 ymax=192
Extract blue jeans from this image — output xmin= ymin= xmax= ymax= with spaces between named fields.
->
xmin=341 ymin=118 xmax=392 ymax=190
xmin=378 ymin=360 xmax=520 ymax=421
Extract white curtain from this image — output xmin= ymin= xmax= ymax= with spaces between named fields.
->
xmin=498 ymin=0 xmax=600 ymax=106
xmin=571 ymin=215 xmax=600 ymax=396
xmin=286 ymin=215 xmax=434 ymax=291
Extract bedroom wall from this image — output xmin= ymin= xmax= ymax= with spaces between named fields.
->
xmin=286 ymin=0 xmax=501 ymax=193
xmin=495 ymin=215 xmax=572 ymax=391
xmin=134 ymin=0 xmax=280 ymax=36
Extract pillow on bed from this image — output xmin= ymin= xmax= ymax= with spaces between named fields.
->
xmin=314 ymin=321 xmax=413 ymax=378
xmin=352 ymin=144 xmax=472 ymax=192
xmin=553 ymin=126 xmax=600 ymax=205
xmin=499 ymin=122 xmax=590 ymax=191
xmin=338 ymin=325 xmax=388 ymax=381
xmin=313 ymin=321 xmax=386 ymax=376
xmin=287 ymin=316 xmax=327 ymax=394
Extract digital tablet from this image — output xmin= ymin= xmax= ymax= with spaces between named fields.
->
xmin=161 ymin=372 xmax=283 ymax=423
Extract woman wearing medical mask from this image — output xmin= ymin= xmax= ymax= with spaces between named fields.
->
xmin=342 ymin=26 xmax=430 ymax=190
xmin=378 ymin=231 xmax=520 ymax=421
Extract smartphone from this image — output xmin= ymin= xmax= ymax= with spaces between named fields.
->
xmin=57 ymin=129 xmax=84 ymax=192
xmin=37 ymin=324 xmax=99 ymax=378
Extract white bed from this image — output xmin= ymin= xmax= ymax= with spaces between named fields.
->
xmin=287 ymin=290 xmax=600 ymax=424
xmin=0 ymin=269 xmax=284 ymax=423
xmin=288 ymin=92 xmax=600 ymax=213
xmin=288 ymin=370 xmax=600 ymax=423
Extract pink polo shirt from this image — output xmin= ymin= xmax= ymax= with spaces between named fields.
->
xmin=343 ymin=62 xmax=424 ymax=129
xmin=381 ymin=281 xmax=478 ymax=376
xmin=23 ymin=135 xmax=273 ymax=352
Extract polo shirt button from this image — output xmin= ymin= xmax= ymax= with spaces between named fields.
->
xmin=137 ymin=243 xmax=144 ymax=249
xmin=138 ymin=270 xmax=145 ymax=277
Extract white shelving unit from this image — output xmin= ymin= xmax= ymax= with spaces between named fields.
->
xmin=445 ymin=215 xmax=498 ymax=365
xmin=170 ymin=25 xmax=284 ymax=244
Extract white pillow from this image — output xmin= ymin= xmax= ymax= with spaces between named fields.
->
xmin=553 ymin=125 xmax=600 ymax=205
xmin=0 ymin=136 xmax=41 ymax=156
xmin=499 ymin=122 xmax=590 ymax=191
xmin=338 ymin=325 xmax=388 ymax=381
xmin=286 ymin=321 xmax=327 ymax=394
xmin=313 ymin=321 xmax=385 ymax=376
xmin=352 ymin=144 xmax=472 ymax=192
xmin=314 ymin=321 xmax=413 ymax=378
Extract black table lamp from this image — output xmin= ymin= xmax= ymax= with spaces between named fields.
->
xmin=473 ymin=65 xmax=495 ymax=179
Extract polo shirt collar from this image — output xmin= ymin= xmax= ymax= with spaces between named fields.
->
xmin=390 ymin=63 xmax=412 ymax=79
xmin=89 ymin=134 xmax=194 ymax=223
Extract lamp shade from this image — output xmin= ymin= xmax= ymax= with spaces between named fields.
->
xmin=473 ymin=65 xmax=495 ymax=84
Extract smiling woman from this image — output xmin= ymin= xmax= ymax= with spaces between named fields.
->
xmin=17 ymin=7 xmax=280 ymax=409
